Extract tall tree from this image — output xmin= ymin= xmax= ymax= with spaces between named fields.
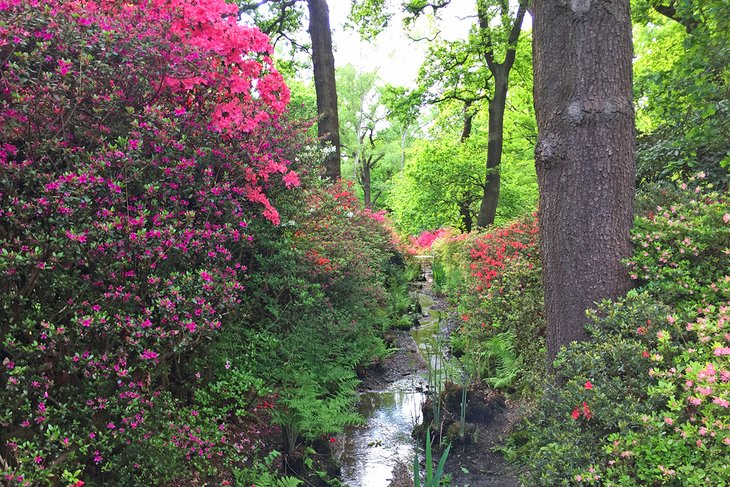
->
xmin=533 ymin=0 xmax=636 ymax=362
xmin=337 ymin=65 xmax=385 ymax=206
xmin=239 ymin=0 xmax=341 ymax=180
xmin=351 ymin=0 xmax=529 ymax=227
xmin=474 ymin=0 xmax=529 ymax=227
xmin=308 ymin=0 xmax=341 ymax=180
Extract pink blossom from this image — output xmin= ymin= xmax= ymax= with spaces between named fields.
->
xmin=282 ymin=171 xmax=300 ymax=188
xmin=714 ymin=347 xmax=730 ymax=356
xmin=57 ymin=58 xmax=72 ymax=76
xmin=713 ymin=397 xmax=729 ymax=408
xmin=140 ymin=350 xmax=158 ymax=360
xmin=696 ymin=386 xmax=713 ymax=396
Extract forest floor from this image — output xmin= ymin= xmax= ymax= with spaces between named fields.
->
xmin=358 ymin=273 xmax=523 ymax=487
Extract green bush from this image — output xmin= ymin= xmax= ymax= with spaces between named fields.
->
xmin=182 ymin=175 xmax=411 ymax=480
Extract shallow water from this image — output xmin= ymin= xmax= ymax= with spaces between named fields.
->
xmin=336 ymin=257 xmax=458 ymax=486
xmin=337 ymin=379 xmax=424 ymax=486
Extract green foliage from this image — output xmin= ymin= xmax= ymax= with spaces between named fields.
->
xmin=187 ymin=166 xmax=412 ymax=481
xmin=414 ymin=431 xmax=451 ymax=487
xmin=509 ymin=182 xmax=730 ymax=485
xmin=432 ymin=259 xmax=447 ymax=290
xmin=633 ymin=5 xmax=730 ymax=187
xmin=390 ymin=134 xmax=485 ymax=234
xmin=337 ymin=64 xmax=405 ymax=209
xmin=432 ymin=215 xmax=545 ymax=394
xmin=232 ymin=451 xmax=303 ymax=487
xmin=193 ymin=366 xmax=271 ymax=420
xmin=477 ymin=331 xmax=519 ymax=389
xmin=626 ymin=177 xmax=730 ymax=312
xmin=387 ymin=33 xmax=537 ymax=235
xmin=271 ymin=369 xmax=362 ymax=455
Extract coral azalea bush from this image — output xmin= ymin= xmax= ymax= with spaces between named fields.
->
xmin=430 ymin=214 xmax=545 ymax=392
xmin=0 ymin=0 xmax=301 ymax=484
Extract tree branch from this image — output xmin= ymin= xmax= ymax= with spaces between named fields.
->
xmin=405 ymin=0 xmax=453 ymax=16
xmin=503 ymin=1 xmax=528 ymax=70
xmin=652 ymin=2 xmax=699 ymax=33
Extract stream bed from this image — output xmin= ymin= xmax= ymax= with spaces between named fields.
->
xmin=335 ymin=257 xmax=453 ymax=486
xmin=337 ymin=378 xmax=424 ymax=486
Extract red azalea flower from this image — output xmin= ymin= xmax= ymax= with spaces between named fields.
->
xmin=584 ymin=380 xmax=593 ymax=390
xmin=582 ymin=402 xmax=592 ymax=420
xmin=571 ymin=407 xmax=580 ymax=420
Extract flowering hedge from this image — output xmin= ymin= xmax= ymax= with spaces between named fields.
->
xmin=410 ymin=228 xmax=451 ymax=255
xmin=0 ymin=0 xmax=301 ymax=484
xmin=467 ymin=215 xmax=539 ymax=293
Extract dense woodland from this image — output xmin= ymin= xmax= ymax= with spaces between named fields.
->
xmin=1 ymin=0 xmax=728 ymax=486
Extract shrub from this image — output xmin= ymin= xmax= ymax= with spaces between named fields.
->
xmin=0 ymin=0 xmax=298 ymax=484
xmin=433 ymin=214 xmax=545 ymax=393
xmin=411 ymin=228 xmax=452 ymax=255
xmin=186 ymin=176 xmax=411 ymax=477
xmin=509 ymin=181 xmax=730 ymax=485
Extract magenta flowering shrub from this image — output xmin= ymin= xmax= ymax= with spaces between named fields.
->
xmin=0 ymin=0 xmax=301 ymax=484
xmin=410 ymin=228 xmax=450 ymax=254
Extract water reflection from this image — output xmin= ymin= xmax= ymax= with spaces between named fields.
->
xmin=337 ymin=379 xmax=424 ymax=486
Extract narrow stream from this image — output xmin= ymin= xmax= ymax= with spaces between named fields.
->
xmin=337 ymin=379 xmax=424 ymax=485
xmin=336 ymin=257 xmax=452 ymax=486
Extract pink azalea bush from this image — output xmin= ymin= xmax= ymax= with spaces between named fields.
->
xmin=410 ymin=228 xmax=451 ymax=254
xmin=510 ymin=180 xmax=730 ymax=485
xmin=0 ymin=0 xmax=301 ymax=484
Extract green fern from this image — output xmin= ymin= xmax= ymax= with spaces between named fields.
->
xmin=478 ymin=330 xmax=519 ymax=389
xmin=271 ymin=369 xmax=363 ymax=454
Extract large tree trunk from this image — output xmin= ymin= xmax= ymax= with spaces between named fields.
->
xmin=533 ymin=0 xmax=636 ymax=363
xmin=308 ymin=0 xmax=341 ymax=180
xmin=476 ymin=70 xmax=508 ymax=227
